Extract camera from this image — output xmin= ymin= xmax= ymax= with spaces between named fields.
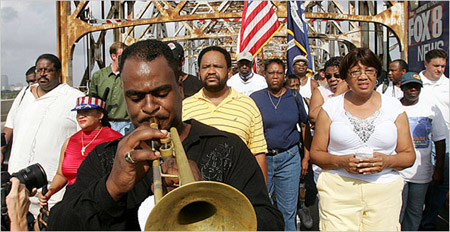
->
xmin=1 ymin=163 xmax=47 ymax=230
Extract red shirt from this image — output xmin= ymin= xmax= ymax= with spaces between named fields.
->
xmin=61 ymin=127 xmax=122 ymax=185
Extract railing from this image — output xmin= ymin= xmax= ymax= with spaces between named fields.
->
xmin=1 ymin=99 xmax=14 ymax=122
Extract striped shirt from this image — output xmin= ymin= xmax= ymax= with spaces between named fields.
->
xmin=182 ymin=88 xmax=267 ymax=155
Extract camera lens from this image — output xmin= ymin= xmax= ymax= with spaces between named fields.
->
xmin=12 ymin=163 xmax=47 ymax=192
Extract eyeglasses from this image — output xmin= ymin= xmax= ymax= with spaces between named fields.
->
xmin=35 ymin=68 xmax=56 ymax=75
xmin=294 ymin=62 xmax=307 ymax=67
xmin=349 ymin=68 xmax=377 ymax=78
xmin=325 ymin=73 xmax=340 ymax=79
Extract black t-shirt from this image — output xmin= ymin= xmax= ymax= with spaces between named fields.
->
xmin=183 ymin=74 xmax=203 ymax=98
xmin=48 ymin=120 xmax=283 ymax=231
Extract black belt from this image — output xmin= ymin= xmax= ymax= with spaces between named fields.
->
xmin=266 ymin=145 xmax=296 ymax=156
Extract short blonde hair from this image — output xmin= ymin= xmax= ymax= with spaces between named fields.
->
xmin=109 ymin=42 xmax=127 ymax=55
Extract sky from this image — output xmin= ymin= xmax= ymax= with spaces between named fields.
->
xmin=0 ymin=0 xmax=155 ymax=89
xmin=1 ymin=1 xmax=58 ymax=87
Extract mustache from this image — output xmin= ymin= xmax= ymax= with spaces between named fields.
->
xmin=206 ymin=74 xmax=218 ymax=79
xmin=38 ymin=76 xmax=49 ymax=82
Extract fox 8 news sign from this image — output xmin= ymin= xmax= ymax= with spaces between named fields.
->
xmin=408 ymin=1 xmax=449 ymax=77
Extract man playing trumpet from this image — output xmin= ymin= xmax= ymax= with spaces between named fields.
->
xmin=48 ymin=39 xmax=283 ymax=231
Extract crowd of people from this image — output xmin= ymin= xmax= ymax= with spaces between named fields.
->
xmin=1 ymin=38 xmax=448 ymax=231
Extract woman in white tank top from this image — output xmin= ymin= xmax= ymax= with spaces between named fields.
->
xmin=310 ymin=48 xmax=415 ymax=231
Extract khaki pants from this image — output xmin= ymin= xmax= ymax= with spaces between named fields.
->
xmin=317 ymin=171 xmax=404 ymax=231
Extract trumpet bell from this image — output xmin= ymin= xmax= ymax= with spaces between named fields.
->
xmin=145 ymin=181 xmax=257 ymax=231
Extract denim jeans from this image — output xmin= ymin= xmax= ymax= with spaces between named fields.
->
xmin=267 ymin=145 xmax=301 ymax=231
xmin=110 ymin=121 xmax=134 ymax=135
xmin=400 ymin=181 xmax=430 ymax=231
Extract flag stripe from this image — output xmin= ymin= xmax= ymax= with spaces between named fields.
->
xmin=245 ymin=17 xmax=280 ymax=54
xmin=241 ymin=6 xmax=277 ymax=49
xmin=239 ymin=0 xmax=280 ymax=57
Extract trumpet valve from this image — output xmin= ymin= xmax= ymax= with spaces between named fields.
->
xmin=159 ymin=137 xmax=173 ymax=161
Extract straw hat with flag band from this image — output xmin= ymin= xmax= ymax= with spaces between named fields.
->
xmin=71 ymin=96 xmax=106 ymax=111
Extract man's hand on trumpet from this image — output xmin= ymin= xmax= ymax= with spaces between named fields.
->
xmin=157 ymin=158 xmax=203 ymax=194
xmin=106 ymin=125 xmax=169 ymax=202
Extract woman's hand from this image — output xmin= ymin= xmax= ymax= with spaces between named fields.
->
xmin=356 ymin=152 xmax=387 ymax=175
xmin=301 ymin=157 xmax=309 ymax=178
xmin=38 ymin=188 xmax=53 ymax=207
xmin=333 ymin=81 xmax=349 ymax=96
xmin=339 ymin=154 xmax=361 ymax=174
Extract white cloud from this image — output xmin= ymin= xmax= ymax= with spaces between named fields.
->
xmin=1 ymin=1 xmax=57 ymax=86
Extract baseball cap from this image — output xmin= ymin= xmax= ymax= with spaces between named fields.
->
xmin=165 ymin=41 xmax=184 ymax=60
xmin=71 ymin=96 xmax=106 ymax=111
xmin=401 ymin=72 xmax=423 ymax=87
xmin=237 ymin=51 xmax=253 ymax=62
xmin=293 ymin=55 xmax=309 ymax=65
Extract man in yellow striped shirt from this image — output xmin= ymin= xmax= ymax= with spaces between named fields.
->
xmin=182 ymin=46 xmax=268 ymax=182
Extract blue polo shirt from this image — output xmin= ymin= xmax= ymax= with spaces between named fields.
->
xmin=250 ymin=88 xmax=308 ymax=150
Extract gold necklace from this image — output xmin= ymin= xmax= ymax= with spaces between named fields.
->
xmin=267 ymin=89 xmax=284 ymax=109
xmin=81 ymin=127 xmax=104 ymax=156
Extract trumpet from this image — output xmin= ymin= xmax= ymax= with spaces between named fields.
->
xmin=145 ymin=118 xmax=257 ymax=231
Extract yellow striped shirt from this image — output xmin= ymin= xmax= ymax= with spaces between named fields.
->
xmin=182 ymin=88 xmax=267 ymax=155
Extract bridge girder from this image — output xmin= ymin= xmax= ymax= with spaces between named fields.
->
xmin=57 ymin=1 xmax=407 ymax=86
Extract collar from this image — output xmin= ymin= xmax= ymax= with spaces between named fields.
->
xmin=106 ymin=66 xmax=119 ymax=78
xmin=36 ymin=83 xmax=66 ymax=99
xmin=193 ymin=87 xmax=243 ymax=103
xmin=419 ymin=70 xmax=447 ymax=86
xmin=183 ymin=119 xmax=228 ymax=146
xmin=239 ymin=72 xmax=253 ymax=81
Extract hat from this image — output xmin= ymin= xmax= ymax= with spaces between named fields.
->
xmin=237 ymin=51 xmax=253 ymax=62
xmin=71 ymin=96 xmax=106 ymax=111
xmin=165 ymin=41 xmax=184 ymax=60
xmin=401 ymin=72 xmax=423 ymax=87
xmin=292 ymin=55 xmax=308 ymax=65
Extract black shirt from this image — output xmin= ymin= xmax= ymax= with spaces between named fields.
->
xmin=183 ymin=74 xmax=203 ymax=98
xmin=48 ymin=120 xmax=283 ymax=231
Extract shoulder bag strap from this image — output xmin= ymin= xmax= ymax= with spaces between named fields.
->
xmin=19 ymin=85 xmax=30 ymax=106
xmin=292 ymin=90 xmax=305 ymax=156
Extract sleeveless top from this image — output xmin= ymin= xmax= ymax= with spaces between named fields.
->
xmin=322 ymin=93 xmax=404 ymax=184
xmin=61 ymin=127 xmax=122 ymax=185
xmin=299 ymin=76 xmax=313 ymax=99
xmin=318 ymin=85 xmax=334 ymax=101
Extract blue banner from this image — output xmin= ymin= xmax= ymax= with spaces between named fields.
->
xmin=287 ymin=0 xmax=312 ymax=75
xmin=408 ymin=1 xmax=449 ymax=77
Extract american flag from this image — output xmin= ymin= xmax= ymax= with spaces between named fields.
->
xmin=238 ymin=1 xmax=281 ymax=57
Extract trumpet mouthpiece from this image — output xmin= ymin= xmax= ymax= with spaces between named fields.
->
xmin=150 ymin=117 xmax=159 ymax=129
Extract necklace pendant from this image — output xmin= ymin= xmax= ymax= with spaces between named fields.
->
xmin=81 ymin=147 xmax=86 ymax=156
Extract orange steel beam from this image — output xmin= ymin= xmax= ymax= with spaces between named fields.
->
xmin=57 ymin=1 xmax=407 ymax=85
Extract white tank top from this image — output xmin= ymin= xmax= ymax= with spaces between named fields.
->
xmin=300 ymin=76 xmax=312 ymax=99
xmin=321 ymin=93 xmax=404 ymax=184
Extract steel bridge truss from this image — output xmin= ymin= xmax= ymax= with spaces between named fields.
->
xmin=57 ymin=1 xmax=408 ymax=86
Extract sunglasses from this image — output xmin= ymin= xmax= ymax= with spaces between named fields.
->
xmin=325 ymin=73 xmax=341 ymax=79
